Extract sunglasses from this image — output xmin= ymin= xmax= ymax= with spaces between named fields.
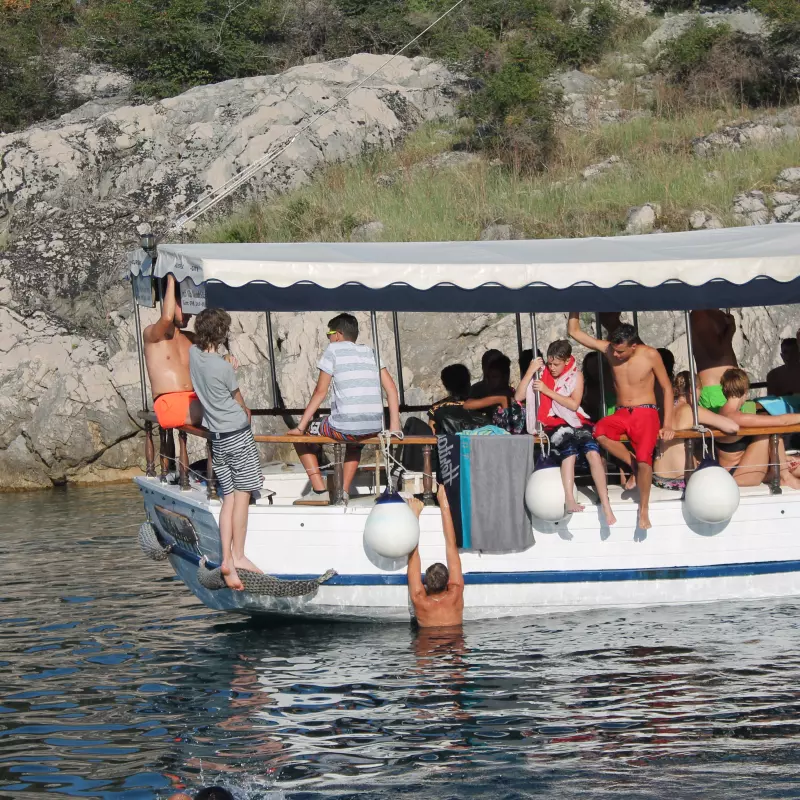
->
xmin=326 ymin=330 xmax=339 ymax=336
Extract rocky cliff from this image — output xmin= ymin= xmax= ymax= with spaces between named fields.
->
xmin=0 ymin=54 xmax=463 ymax=489
xmin=1 ymin=45 xmax=799 ymax=491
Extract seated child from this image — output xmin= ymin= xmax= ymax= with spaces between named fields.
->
xmin=463 ymin=354 xmax=525 ymax=433
xmin=288 ymin=313 xmax=401 ymax=501
xmin=189 ymin=308 xmax=264 ymax=591
xmin=517 ymin=339 xmax=616 ymax=524
xmin=428 ymin=363 xmax=472 ymax=434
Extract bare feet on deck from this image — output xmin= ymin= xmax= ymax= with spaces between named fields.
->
xmin=625 ymin=472 xmax=637 ymax=491
xmin=234 ymin=555 xmax=263 ymax=575
xmin=565 ymin=499 xmax=585 ymax=513
xmin=638 ymin=510 xmax=652 ymax=530
xmin=407 ymin=497 xmax=425 ymax=518
xmin=602 ymin=504 xmax=617 ymax=526
xmin=221 ymin=560 xmax=245 ymax=591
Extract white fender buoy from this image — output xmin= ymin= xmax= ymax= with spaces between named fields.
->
xmin=525 ymin=466 xmax=566 ymax=522
xmin=685 ymin=461 xmax=740 ymax=524
xmin=363 ymin=492 xmax=421 ymax=559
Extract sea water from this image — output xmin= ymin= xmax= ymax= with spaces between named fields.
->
xmin=2 ymin=485 xmax=800 ymax=799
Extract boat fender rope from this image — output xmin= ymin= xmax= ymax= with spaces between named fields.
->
xmin=197 ymin=556 xmax=338 ymax=596
xmin=139 ymin=522 xmax=173 ymax=561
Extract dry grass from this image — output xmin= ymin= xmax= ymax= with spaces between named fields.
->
xmin=200 ymin=107 xmax=800 ymax=246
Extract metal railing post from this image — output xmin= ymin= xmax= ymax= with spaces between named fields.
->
xmin=684 ymin=310 xmax=700 ymax=428
xmin=529 ymin=313 xmax=540 ymax=430
xmin=515 ymin=313 xmax=524 ymax=367
xmin=265 ymin=312 xmax=280 ymax=408
xmin=391 ymin=311 xmax=405 ymax=407
xmin=595 ymin=313 xmax=608 ymax=418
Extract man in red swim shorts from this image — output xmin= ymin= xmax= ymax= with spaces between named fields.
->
xmin=568 ymin=313 xmax=674 ymax=530
xmin=143 ymin=274 xmax=203 ymax=430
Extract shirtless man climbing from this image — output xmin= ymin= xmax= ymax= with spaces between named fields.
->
xmin=568 ymin=313 xmax=674 ymax=530
xmin=406 ymin=486 xmax=464 ymax=628
xmin=690 ymin=309 xmax=739 ymax=413
xmin=143 ymin=274 xmax=203 ymax=429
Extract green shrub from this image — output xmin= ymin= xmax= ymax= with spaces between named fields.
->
xmin=0 ymin=0 xmax=76 ymax=131
xmin=466 ymin=37 xmax=559 ymax=171
xmin=76 ymin=0 xmax=286 ymax=99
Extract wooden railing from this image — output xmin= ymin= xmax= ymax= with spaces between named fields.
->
xmin=137 ymin=410 xmax=800 ymax=502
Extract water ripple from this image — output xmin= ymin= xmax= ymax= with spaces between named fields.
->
xmin=2 ymin=486 xmax=800 ymax=798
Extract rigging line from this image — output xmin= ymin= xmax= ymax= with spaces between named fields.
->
xmin=168 ymin=0 xmax=468 ymax=233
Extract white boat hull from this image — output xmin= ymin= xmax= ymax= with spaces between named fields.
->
xmin=136 ymin=474 xmax=800 ymax=621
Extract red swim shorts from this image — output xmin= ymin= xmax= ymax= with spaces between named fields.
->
xmin=594 ymin=405 xmax=660 ymax=466
xmin=308 ymin=416 xmax=375 ymax=442
xmin=153 ymin=391 xmax=198 ymax=429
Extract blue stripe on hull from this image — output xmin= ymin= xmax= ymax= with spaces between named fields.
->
xmin=276 ymin=559 xmax=800 ymax=586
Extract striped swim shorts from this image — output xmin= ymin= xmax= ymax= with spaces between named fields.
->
xmin=308 ymin=416 xmax=375 ymax=443
xmin=209 ymin=427 xmax=264 ymax=496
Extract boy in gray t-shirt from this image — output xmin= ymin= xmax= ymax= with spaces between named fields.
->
xmin=189 ymin=308 xmax=263 ymax=590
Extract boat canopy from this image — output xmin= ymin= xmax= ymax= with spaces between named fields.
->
xmin=128 ymin=223 xmax=800 ymax=313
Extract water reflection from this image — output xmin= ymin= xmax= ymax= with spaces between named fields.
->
xmin=2 ymin=486 xmax=800 ymax=798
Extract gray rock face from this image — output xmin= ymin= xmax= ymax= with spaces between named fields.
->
xmin=479 ymin=224 xmax=522 ymax=241
xmin=0 ymin=54 xmax=464 ymax=489
xmin=582 ymin=155 xmax=621 ymax=181
xmin=625 ymin=203 xmax=660 ymax=234
xmin=689 ymin=209 xmax=724 ymax=230
xmin=350 ymin=221 xmax=385 ymax=242
xmin=733 ymin=190 xmax=770 ymax=226
xmin=643 ymin=10 xmax=767 ymax=56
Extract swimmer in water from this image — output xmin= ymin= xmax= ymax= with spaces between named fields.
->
xmin=406 ymin=486 xmax=464 ymax=628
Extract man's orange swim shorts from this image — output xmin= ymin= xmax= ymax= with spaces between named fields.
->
xmin=153 ymin=391 xmax=198 ymax=429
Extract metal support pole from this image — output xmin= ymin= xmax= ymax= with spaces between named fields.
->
xmin=595 ymin=314 xmax=608 ymax=418
xmin=131 ymin=282 xmax=149 ymax=412
xmin=265 ymin=312 xmax=280 ymax=408
xmin=391 ymin=311 xmax=405 ymax=407
xmin=370 ymin=311 xmax=385 ymax=431
xmin=529 ymin=313 xmax=540 ymax=430
xmin=370 ymin=311 xmax=382 ymax=370
xmin=632 ymin=311 xmax=639 ymax=334
xmin=683 ymin=310 xmax=700 ymax=428
xmin=515 ymin=313 xmax=524 ymax=367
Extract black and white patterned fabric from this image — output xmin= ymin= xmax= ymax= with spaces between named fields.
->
xmin=210 ymin=428 xmax=264 ymax=496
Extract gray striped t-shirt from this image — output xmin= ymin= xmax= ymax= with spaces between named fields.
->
xmin=318 ymin=342 xmax=385 ymax=435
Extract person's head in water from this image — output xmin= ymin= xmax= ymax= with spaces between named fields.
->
xmin=195 ymin=787 xmax=235 ymax=800
xmin=327 ymin=312 xmax=359 ymax=342
xmin=546 ymin=340 xmax=572 ymax=378
xmin=609 ymin=323 xmax=639 ymax=362
xmin=485 ymin=354 xmax=511 ymax=392
xmin=440 ymin=363 xmax=471 ymax=400
xmin=424 ymin=562 xmax=449 ymax=595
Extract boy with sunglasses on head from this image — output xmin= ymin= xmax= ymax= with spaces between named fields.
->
xmin=288 ymin=313 xmax=401 ymax=502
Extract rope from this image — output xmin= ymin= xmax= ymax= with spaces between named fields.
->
xmin=167 ymin=0 xmax=468 ymax=234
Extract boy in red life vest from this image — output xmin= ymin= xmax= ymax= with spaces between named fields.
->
xmin=516 ymin=339 xmax=616 ymax=525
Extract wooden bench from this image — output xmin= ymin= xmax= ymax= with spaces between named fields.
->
xmin=136 ymin=410 xmax=800 ymax=501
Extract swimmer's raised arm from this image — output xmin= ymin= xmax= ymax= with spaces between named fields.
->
xmin=437 ymin=485 xmax=463 ymax=586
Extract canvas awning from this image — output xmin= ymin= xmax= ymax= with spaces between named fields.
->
xmin=128 ymin=223 xmax=800 ymax=312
